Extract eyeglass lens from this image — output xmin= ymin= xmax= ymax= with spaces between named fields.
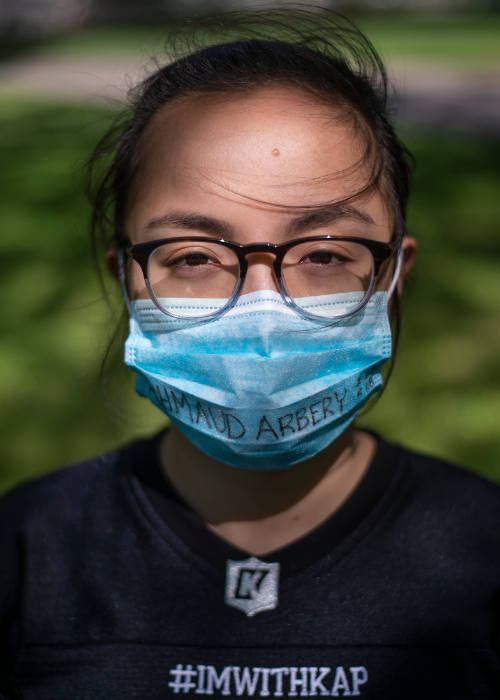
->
xmin=134 ymin=239 xmax=374 ymax=319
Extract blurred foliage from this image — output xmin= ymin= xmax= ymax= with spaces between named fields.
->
xmin=363 ymin=130 xmax=500 ymax=480
xmin=358 ymin=13 xmax=500 ymax=66
xmin=0 ymin=99 xmax=165 ymax=494
xmin=1 ymin=14 xmax=499 ymax=67
xmin=0 ymin=97 xmax=499 ymax=494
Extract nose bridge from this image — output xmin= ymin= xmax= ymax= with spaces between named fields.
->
xmin=241 ymin=241 xmax=279 ymax=258
xmin=240 ymin=242 xmax=280 ymax=295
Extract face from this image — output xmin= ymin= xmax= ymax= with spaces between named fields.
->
xmin=121 ymin=86 xmax=414 ymax=300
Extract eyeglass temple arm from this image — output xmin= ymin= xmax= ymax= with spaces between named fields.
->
xmin=387 ymin=248 xmax=403 ymax=299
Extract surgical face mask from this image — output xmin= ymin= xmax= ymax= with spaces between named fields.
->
xmin=124 ymin=285 xmax=395 ymax=471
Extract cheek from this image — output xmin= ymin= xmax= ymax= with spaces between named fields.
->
xmin=127 ymin=259 xmax=150 ymax=300
xmin=375 ymin=261 xmax=395 ymax=291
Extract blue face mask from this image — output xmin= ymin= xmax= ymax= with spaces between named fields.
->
xmin=124 ymin=289 xmax=393 ymax=470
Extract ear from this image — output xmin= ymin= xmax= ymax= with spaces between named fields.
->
xmin=397 ymin=235 xmax=417 ymax=295
xmin=106 ymin=249 xmax=121 ymax=283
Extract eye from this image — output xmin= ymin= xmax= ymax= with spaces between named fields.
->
xmin=151 ymin=244 xmax=224 ymax=270
xmin=299 ymin=248 xmax=347 ymax=266
xmin=302 ymin=249 xmax=340 ymax=265
xmin=168 ymin=252 xmax=214 ymax=267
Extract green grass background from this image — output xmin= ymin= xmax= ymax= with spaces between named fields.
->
xmin=1 ymin=15 xmax=499 ymax=493
xmin=8 ymin=14 xmax=500 ymax=67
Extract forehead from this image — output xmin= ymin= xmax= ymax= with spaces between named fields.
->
xmin=126 ymin=85 xmax=389 ymax=233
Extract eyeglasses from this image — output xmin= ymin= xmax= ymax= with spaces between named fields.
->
xmin=122 ymin=235 xmax=397 ymax=321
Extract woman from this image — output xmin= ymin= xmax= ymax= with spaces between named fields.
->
xmin=1 ymin=10 xmax=499 ymax=699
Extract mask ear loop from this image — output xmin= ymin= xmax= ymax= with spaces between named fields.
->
xmin=387 ymin=247 xmax=403 ymax=300
xmin=118 ymin=251 xmax=133 ymax=316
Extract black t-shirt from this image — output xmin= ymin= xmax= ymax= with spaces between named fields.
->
xmin=1 ymin=432 xmax=499 ymax=699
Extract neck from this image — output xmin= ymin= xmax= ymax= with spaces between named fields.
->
xmin=159 ymin=426 xmax=376 ymax=556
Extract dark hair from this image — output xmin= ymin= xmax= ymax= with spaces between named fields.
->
xmin=87 ymin=8 xmax=413 ymax=382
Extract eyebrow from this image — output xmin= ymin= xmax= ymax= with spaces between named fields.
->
xmin=143 ymin=203 xmax=375 ymax=239
xmin=286 ymin=205 xmax=375 ymax=234
xmin=144 ymin=212 xmax=232 ymax=238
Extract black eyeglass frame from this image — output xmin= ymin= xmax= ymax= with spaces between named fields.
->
xmin=122 ymin=235 xmax=397 ymax=322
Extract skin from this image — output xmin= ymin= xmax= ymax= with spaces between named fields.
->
xmin=112 ymin=85 xmax=416 ymax=555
